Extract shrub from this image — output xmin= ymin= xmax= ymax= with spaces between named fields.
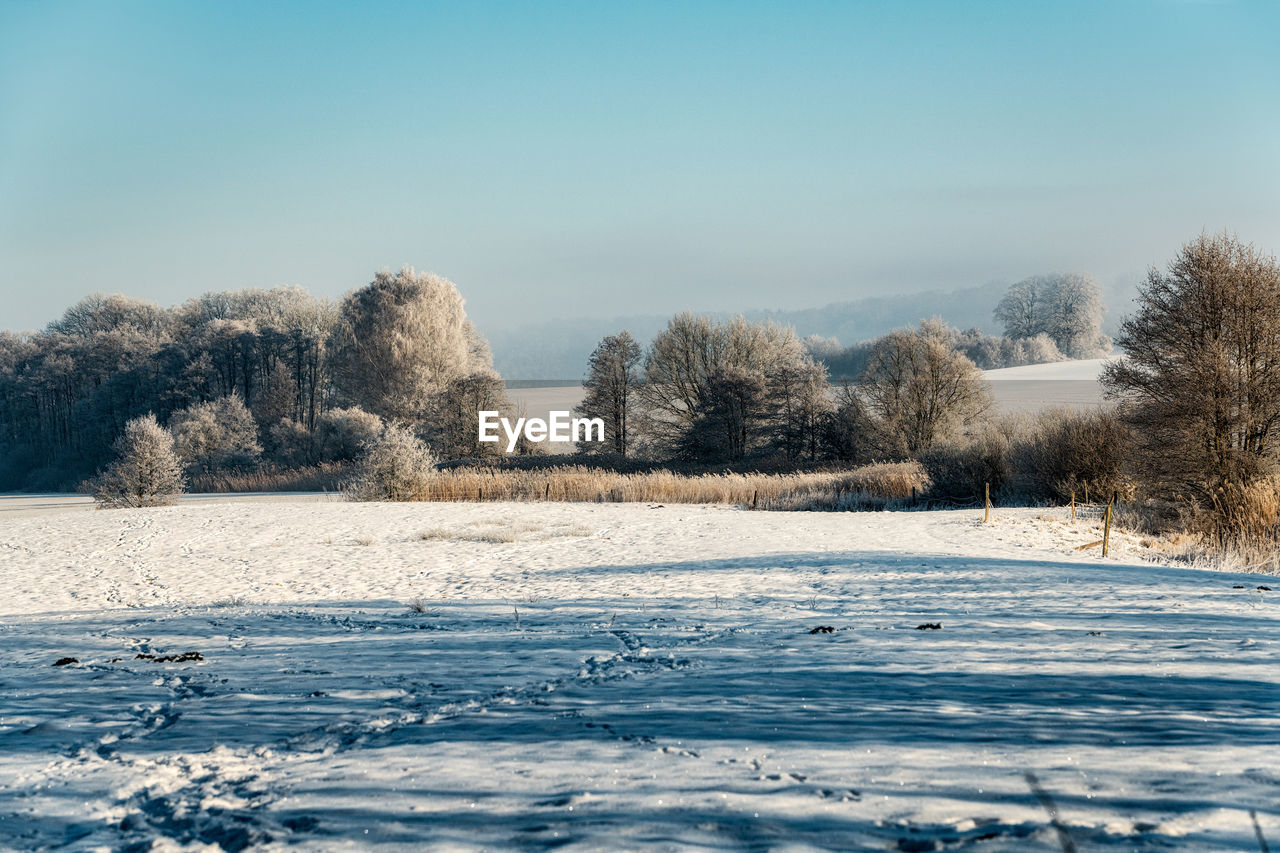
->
xmin=919 ymin=429 xmax=1011 ymax=505
xmin=93 ymin=414 xmax=186 ymax=508
xmin=1008 ymin=408 xmax=1133 ymax=503
xmin=315 ymin=407 xmax=384 ymax=461
xmin=344 ymin=425 xmax=438 ymax=501
xmin=1196 ymin=478 xmax=1280 ymax=543
xmin=169 ymin=394 xmax=262 ymax=474
xmin=185 ymin=461 xmax=349 ymax=493
xmin=268 ymin=418 xmax=313 ymax=467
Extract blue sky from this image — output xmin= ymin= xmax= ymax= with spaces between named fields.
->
xmin=2 ymin=0 xmax=1277 ymax=333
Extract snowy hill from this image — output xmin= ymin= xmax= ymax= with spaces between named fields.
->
xmin=983 ymin=356 xmax=1118 ymax=382
xmin=1 ymin=499 xmax=1276 ymax=849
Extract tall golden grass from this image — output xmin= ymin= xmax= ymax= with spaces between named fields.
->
xmin=186 ymin=463 xmax=350 ymax=494
xmin=345 ymin=460 xmax=929 ymax=508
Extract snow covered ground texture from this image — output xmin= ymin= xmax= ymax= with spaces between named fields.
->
xmin=1 ymin=501 xmax=1276 ymax=851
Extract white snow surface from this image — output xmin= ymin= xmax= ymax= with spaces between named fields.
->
xmin=1 ymin=500 xmax=1277 ymax=851
xmin=981 ymin=358 xmax=1117 ymax=382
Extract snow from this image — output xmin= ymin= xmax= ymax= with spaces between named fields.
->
xmin=1 ymin=500 xmax=1276 ymax=850
xmin=982 ymin=357 xmax=1117 ymax=382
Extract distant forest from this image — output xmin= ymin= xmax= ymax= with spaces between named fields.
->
xmin=0 ymin=269 xmax=508 ymax=490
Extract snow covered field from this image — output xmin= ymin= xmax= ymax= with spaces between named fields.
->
xmin=1 ymin=500 xmax=1276 ymax=851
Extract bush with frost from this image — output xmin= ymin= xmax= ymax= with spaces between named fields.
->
xmin=169 ymin=394 xmax=261 ymax=474
xmin=94 ymin=414 xmax=186 ymax=508
xmin=344 ymin=425 xmax=438 ymax=501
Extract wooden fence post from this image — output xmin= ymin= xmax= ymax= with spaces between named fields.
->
xmin=984 ymin=482 xmax=991 ymax=523
xmin=1071 ymin=491 xmax=1076 ymax=520
xmin=751 ymin=489 xmax=758 ymax=510
xmin=1102 ymin=500 xmax=1113 ymax=557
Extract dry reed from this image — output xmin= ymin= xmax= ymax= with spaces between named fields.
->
xmin=186 ymin=463 xmax=349 ymax=494
xmin=347 ymin=460 xmax=928 ymax=508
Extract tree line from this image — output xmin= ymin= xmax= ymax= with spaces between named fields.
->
xmin=572 ymin=269 xmax=1116 ymax=464
xmin=2 ymin=266 xmax=1105 ymax=491
xmin=574 ymin=315 xmax=991 ymax=465
xmin=577 ymin=235 xmax=1280 ymax=544
xmin=807 ymin=272 xmax=1112 ymax=378
xmin=0 ymin=268 xmax=510 ymax=490
xmin=21 ymin=235 xmax=1280 ymax=550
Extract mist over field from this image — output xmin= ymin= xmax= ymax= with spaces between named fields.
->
xmin=474 ymin=280 xmax=1135 ymax=380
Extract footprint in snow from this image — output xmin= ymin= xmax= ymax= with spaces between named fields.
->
xmin=817 ymin=788 xmax=860 ymax=801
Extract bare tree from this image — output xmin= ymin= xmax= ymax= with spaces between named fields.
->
xmin=575 ymin=331 xmax=642 ymax=455
xmin=681 ymin=365 xmax=768 ymax=461
xmin=770 ymin=360 xmax=832 ymax=460
xmin=1103 ymin=233 xmax=1280 ymax=519
xmin=436 ymin=370 xmax=512 ymax=459
xmin=822 ymin=382 xmax=877 ymax=462
xmin=857 ymin=320 xmax=992 ymax=456
xmin=94 ymin=414 xmax=186 ymax=508
xmin=637 ymin=314 xmax=820 ymax=461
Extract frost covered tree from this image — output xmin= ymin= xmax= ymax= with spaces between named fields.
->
xmin=271 ymin=406 xmax=385 ymax=466
xmin=345 ymin=424 xmax=438 ymax=501
xmin=575 ymin=331 xmax=642 ymax=455
xmin=1042 ymin=273 xmax=1111 ymax=358
xmin=94 ymin=414 xmax=186 ymax=508
xmin=1103 ymin=233 xmax=1280 ymax=520
xmin=857 ymin=320 xmax=992 ymax=456
xmin=169 ymin=394 xmax=262 ymax=474
xmin=801 ymin=334 xmax=845 ymax=364
xmin=994 ymin=273 xmax=1111 ymax=358
xmin=328 ymin=268 xmax=491 ymax=425
xmin=770 ymin=360 xmax=833 ymax=460
xmin=993 ymin=278 xmax=1046 ymax=341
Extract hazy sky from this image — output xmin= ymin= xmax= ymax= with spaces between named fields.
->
xmin=2 ymin=0 xmax=1278 ymax=334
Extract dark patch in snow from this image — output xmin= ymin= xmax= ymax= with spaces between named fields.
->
xmin=808 ymin=626 xmax=835 ymax=634
xmin=914 ymin=623 xmax=942 ymax=630
xmin=281 ymin=816 xmax=319 ymax=832
xmin=53 ymin=657 xmax=78 ymax=666
xmin=135 ymin=651 xmax=204 ymax=663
